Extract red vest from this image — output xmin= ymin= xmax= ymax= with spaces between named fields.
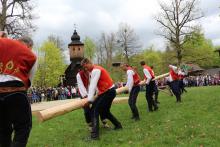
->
xmin=0 ymin=38 xmax=37 ymax=88
xmin=170 ymin=69 xmax=179 ymax=81
xmin=143 ymin=65 xmax=155 ymax=79
xmin=93 ymin=65 xmax=113 ymax=95
xmin=127 ymin=67 xmax=140 ymax=86
xmin=79 ymin=70 xmax=89 ymax=89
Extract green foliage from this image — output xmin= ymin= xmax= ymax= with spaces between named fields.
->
xmin=84 ymin=37 xmax=96 ymax=61
xmin=182 ymin=30 xmax=217 ymax=68
xmin=130 ymin=47 xmax=165 ymax=78
xmin=109 ymin=47 xmax=168 ymax=83
xmin=161 ymin=46 xmax=177 ymax=68
xmin=33 ymin=41 xmax=66 ymax=87
xmin=213 ymin=46 xmax=220 ymax=67
xmin=28 ymin=86 xmax=220 ymax=146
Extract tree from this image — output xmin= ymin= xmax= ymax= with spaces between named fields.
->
xmin=116 ymin=23 xmax=142 ymax=64
xmin=98 ymin=32 xmax=117 ymax=68
xmin=84 ymin=36 xmax=96 ymax=61
xmin=161 ymin=45 xmax=176 ymax=67
xmin=33 ymin=41 xmax=66 ymax=87
xmin=182 ymin=29 xmax=217 ymax=67
xmin=155 ymin=0 xmax=203 ymax=65
xmin=213 ymin=46 xmax=220 ymax=67
xmin=0 ymin=0 xmax=36 ymax=38
xmin=48 ymin=35 xmax=65 ymax=51
xmin=130 ymin=46 xmax=164 ymax=77
xmin=96 ymin=43 xmax=105 ymax=65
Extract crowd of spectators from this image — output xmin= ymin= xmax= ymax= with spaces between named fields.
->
xmin=157 ymin=74 xmax=220 ymax=87
xmin=183 ymin=75 xmax=220 ymax=87
xmin=28 ymin=86 xmax=78 ymax=104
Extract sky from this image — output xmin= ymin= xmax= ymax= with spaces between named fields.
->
xmin=33 ymin=0 xmax=220 ymax=52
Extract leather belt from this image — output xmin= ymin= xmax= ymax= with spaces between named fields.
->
xmin=0 ymin=86 xmax=26 ymax=93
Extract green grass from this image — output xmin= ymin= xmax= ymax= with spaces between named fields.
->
xmin=28 ymin=86 xmax=220 ymax=147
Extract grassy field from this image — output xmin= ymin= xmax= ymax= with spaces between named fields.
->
xmin=28 ymin=86 xmax=220 ymax=147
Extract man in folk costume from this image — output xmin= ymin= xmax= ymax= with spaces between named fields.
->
xmin=168 ymin=65 xmax=182 ymax=102
xmin=140 ymin=61 xmax=158 ymax=112
xmin=76 ymin=66 xmax=109 ymax=130
xmin=121 ymin=64 xmax=141 ymax=121
xmin=0 ymin=37 xmax=37 ymax=147
xmin=81 ymin=58 xmax=122 ymax=140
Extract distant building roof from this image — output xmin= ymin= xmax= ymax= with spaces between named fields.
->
xmin=68 ymin=30 xmax=84 ymax=46
xmin=214 ymin=48 xmax=220 ymax=51
xmin=203 ymin=68 xmax=220 ymax=76
xmin=187 ymin=63 xmax=204 ymax=75
xmin=214 ymin=48 xmax=220 ymax=56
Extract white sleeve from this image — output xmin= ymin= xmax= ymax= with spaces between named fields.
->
xmin=143 ymin=68 xmax=152 ymax=85
xmin=76 ymin=73 xmax=88 ymax=98
xmin=169 ymin=65 xmax=178 ymax=73
xmin=29 ymin=57 xmax=38 ymax=83
xmin=88 ymin=69 xmax=101 ymax=102
xmin=125 ymin=70 xmax=134 ymax=92
xmin=178 ymin=70 xmax=185 ymax=76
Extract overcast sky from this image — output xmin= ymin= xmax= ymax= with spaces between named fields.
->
xmin=33 ymin=0 xmax=220 ymax=51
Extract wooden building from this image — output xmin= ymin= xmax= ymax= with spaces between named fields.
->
xmin=63 ymin=29 xmax=84 ymax=86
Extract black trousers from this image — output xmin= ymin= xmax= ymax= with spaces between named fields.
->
xmin=0 ymin=91 xmax=32 ymax=147
xmin=90 ymin=88 xmax=121 ymax=138
xmin=179 ymin=79 xmax=187 ymax=93
xmin=145 ymin=81 xmax=158 ymax=111
xmin=83 ymin=106 xmax=91 ymax=124
xmin=128 ymin=86 xmax=140 ymax=118
xmin=82 ymin=101 xmax=107 ymax=124
xmin=170 ymin=80 xmax=181 ymax=102
xmin=153 ymin=84 xmax=159 ymax=102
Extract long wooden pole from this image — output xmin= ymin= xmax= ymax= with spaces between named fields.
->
xmin=35 ymin=97 xmax=128 ymax=122
xmin=139 ymin=72 xmax=169 ymax=86
xmin=35 ymin=73 xmax=169 ymax=122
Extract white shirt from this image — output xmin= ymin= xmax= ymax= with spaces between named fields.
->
xmin=76 ymin=73 xmax=88 ymax=98
xmin=178 ymin=70 xmax=186 ymax=76
xmin=126 ymin=69 xmax=134 ymax=92
xmin=71 ymin=87 xmax=77 ymax=94
xmin=143 ymin=68 xmax=152 ymax=85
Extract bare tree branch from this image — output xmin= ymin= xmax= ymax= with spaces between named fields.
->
xmin=0 ymin=0 xmax=37 ymax=37
xmin=155 ymin=0 xmax=203 ymax=65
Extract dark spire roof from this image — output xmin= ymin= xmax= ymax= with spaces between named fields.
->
xmin=68 ymin=29 xmax=84 ymax=46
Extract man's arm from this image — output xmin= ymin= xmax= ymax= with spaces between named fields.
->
xmin=76 ymin=73 xmax=88 ymax=98
xmin=126 ymin=70 xmax=134 ymax=92
xmin=88 ymin=69 xmax=101 ymax=102
xmin=143 ymin=68 xmax=152 ymax=85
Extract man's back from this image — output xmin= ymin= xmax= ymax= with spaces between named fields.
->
xmin=0 ymin=38 xmax=36 ymax=88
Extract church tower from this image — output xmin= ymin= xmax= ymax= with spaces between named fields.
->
xmin=63 ymin=29 xmax=84 ymax=86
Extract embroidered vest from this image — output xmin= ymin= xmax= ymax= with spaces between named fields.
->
xmin=0 ymin=38 xmax=36 ymax=88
